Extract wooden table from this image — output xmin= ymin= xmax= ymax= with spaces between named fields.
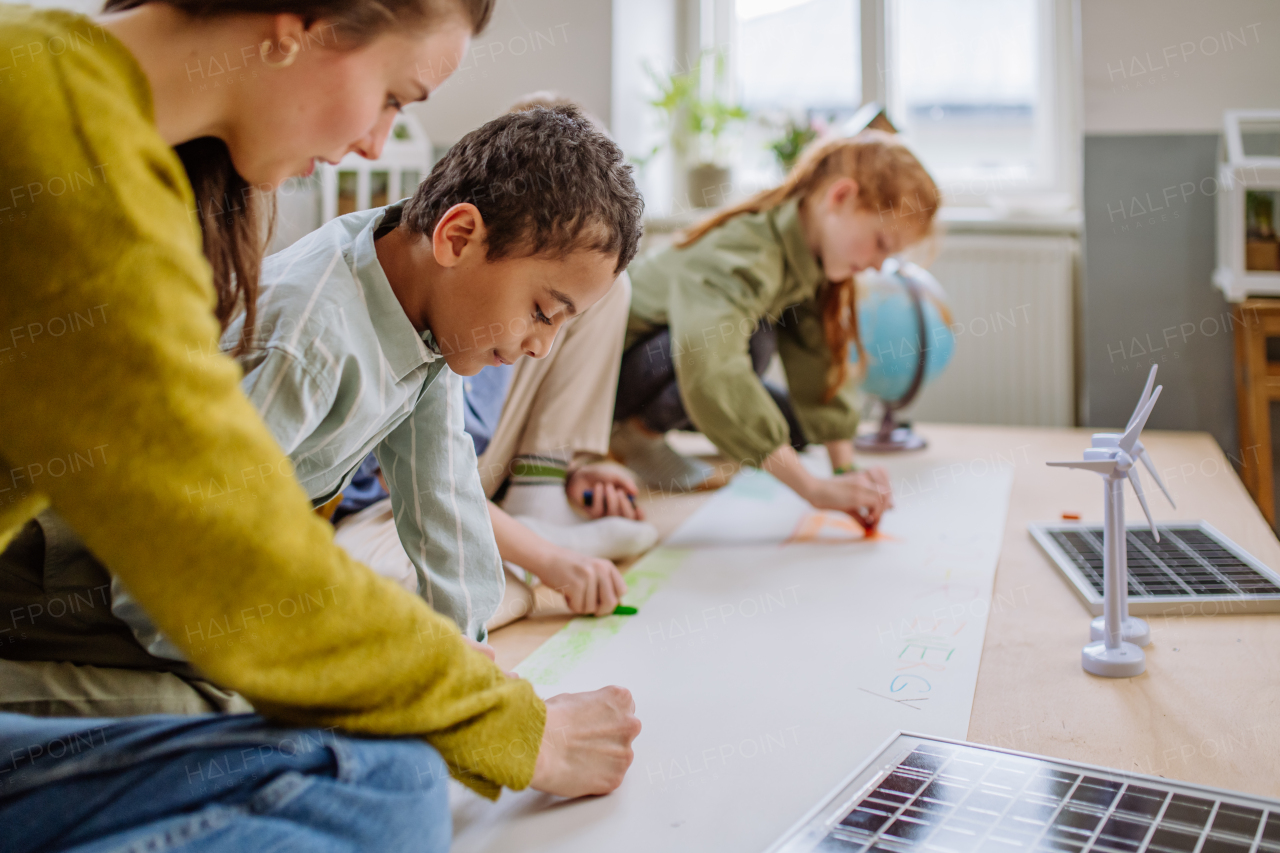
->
xmin=488 ymin=424 xmax=1280 ymax=799
xmin=1233 ymin=298 xmax=1280 ymax=527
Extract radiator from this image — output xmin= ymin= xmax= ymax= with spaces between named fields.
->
xmin=901 ymin=232 xmax=1079 ymax=427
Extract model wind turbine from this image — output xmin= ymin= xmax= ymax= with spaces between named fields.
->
xmin=1046 ymin=365 xmax=1176 ymax=678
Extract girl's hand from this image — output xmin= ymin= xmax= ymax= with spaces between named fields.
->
xmin=762 ymin=445 xmax=893 ymax=525
xmin=567 ymin=462 xmax=644 ymax=520
xmin=536 ymin=547 xmax=629 ymax=616
xmin=810 ymin=467 xmax=894 ymax=524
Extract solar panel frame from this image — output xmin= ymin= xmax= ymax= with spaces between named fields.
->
xmin=1026 ymin=521 xmax=1280 ymax=616
xmin=766 ymin=733 xmax=1280 ymax=853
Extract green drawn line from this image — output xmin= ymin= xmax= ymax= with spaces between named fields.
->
xmin=516 ymin=547 xmax=690 ymax=687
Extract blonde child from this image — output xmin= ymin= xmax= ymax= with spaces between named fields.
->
xmin=613 ymin=131 xmax=940 ymax=526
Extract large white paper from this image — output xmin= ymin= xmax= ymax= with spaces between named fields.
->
xmin=452 ymin=452 xmax=1015 ymax=853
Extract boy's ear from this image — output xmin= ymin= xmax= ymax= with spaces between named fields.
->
xmin=827 ymin=178 xmax=861 ymax=210
xmin=431 ymin=203 xmax=487 ymax=268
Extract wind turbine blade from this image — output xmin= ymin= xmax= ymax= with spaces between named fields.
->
xmin=1119 ymin=385 xmax=1162 ymax=455
xmin=1046 ymin=461 xmax=1117 ymax=474
xmin=1125 ymin=365 xmax=1159 ymax=431
xmin=1138 ymin=447 xmax=1176 ymax=509
xmin=1127 ymin=466 xmax=1159 ymax=541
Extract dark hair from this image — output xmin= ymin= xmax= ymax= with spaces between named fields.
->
xmin=402 ymin=106 xmax=644 ymax=275
xmin=101 ymin=0 xmax=496 ymax=352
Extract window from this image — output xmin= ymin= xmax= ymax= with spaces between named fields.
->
xmin=735 ymin=0 xmax=860 ymax=113
xmin=726 ymin=0 xmax=862 ymax=194
xmin=693 ymin=0 xmax=1076 ymax=211
xmin=887 ymin=0 xmax=1058 ymax=199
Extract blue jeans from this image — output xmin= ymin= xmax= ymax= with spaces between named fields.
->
xmin=0 ymin=713 xmax=451 ymax=853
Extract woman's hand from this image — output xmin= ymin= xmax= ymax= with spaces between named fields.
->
xmin=567 ymin=461 xmax=644 ymax=520
xmin=530 ymin=687 xmax=641 ymax=798
xmin=810 ymin=468 xmax=894 ymax=523
xmin=537 ymin=548 xmax=628 ymax=617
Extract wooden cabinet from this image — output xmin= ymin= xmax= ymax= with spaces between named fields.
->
xmin=1233 ymin=298 xmax=1280 ymax=526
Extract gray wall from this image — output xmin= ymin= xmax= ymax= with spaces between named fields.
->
xmin=1077 ymin=0 xmax=1280 ymax=462
xmin=1080 ymin=134 xmax=1237 ymax=457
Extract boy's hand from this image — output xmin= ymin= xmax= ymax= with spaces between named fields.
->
xmin=568 ymin=462 xmax=644 ymax=520
xmin=810 ymin=467 xmax=894 ymax=525
xmin=537 ymin=548 xmax=628 ymax=616
xmin=530 ymin=686 xmax=641 ymax=798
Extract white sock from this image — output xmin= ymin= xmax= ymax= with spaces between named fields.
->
xmin=499 ymin=455 xmax=584 ymax=526
xmin=515 ymin=515 xmax=659 ymax=561
xmin=502 ymin=482 xmax=583 ymax=526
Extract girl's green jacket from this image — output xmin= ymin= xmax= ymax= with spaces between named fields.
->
xmin=627 ymin=199 xmax=860 ymax=466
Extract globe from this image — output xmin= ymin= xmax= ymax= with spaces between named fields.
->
xmin=849 ymin=258 xmax=955 ymax=405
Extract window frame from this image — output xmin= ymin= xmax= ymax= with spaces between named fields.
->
xmin=703 ymin=0 xmax=1081 ymax=215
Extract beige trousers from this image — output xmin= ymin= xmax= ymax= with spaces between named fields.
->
xmin=475 ymin=271 xmax=631 ymax=497
xmin=330 ymin=500 xmax=536 ymax=632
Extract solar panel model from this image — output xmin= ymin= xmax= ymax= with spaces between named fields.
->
xmin=768 ymin=733 xmax=1280 ymax=853
xmin=1028 ymin=521 xmax=1280 ymax=616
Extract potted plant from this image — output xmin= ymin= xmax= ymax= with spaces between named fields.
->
xmin=767 ymin=117 xmax=819 ymax=175
xmin=1246 ymin=190 xmax=1279 ymax=271
xmin=644 ymin=51 xmax=748 ymax=208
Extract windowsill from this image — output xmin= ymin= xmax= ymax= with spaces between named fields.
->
xmin=938 ymin=206 xmax=1081 ymax=236
xmin=644 ymin=205 xmax=1083 ymax=237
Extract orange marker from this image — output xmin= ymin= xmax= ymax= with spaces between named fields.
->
xmin=1062 ymin=512 xmax=1081 ymax=521
xmin=847 ymin=509 xmax=879 ymax=538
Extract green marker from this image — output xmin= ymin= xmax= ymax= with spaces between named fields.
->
xmin=591 ymin=605 xmax=637 ymax=617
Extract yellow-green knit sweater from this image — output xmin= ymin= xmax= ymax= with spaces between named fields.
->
xmin=0 ymin=5 xmax=543 ymax=799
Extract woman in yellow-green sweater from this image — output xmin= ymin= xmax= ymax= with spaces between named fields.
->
xmin=0 ymin=2 xmax=638 ymax=848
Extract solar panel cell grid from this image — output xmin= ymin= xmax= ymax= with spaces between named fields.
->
xmin=1041 ymin=525 xmax=1280 ymax=602
xmin=816 ymin=742 xmax=1278 ymax=853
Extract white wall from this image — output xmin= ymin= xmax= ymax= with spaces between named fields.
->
xmin=611 ymin=0 xmax=679 ymax=215
xmin=1081 ymin=0 xmax=1280 ymax=134
xmin=409 ymin=0 xmax=613 ymax=146
xmin=47 ymin=0 xmax=612 ymax=148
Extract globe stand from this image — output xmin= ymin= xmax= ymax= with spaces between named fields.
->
xmin=854 ymin=274 xmax=930 ymax=455
xmin=855 ymin=410 xmax=927 ymax=452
